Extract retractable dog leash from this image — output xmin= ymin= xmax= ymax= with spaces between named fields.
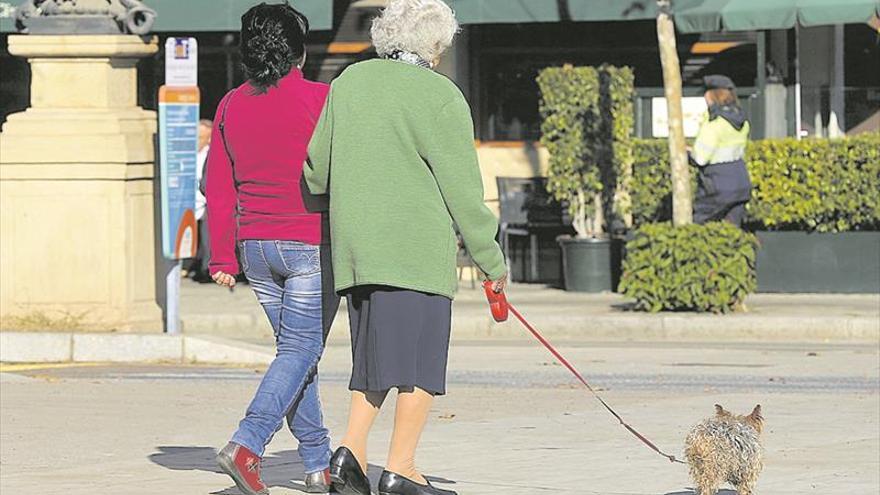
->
xmin=482 ymin=281 xmax=685 ymax=465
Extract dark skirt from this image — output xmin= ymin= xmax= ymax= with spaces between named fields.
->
xmin=345 ymin=286 xmax=452 ymax=396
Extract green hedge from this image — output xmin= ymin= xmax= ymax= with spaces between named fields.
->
xmin=630 ymin=134 xmax=880 ymax=232
xmin=631 ymin=139 xmax=673 ymax=226
xmin=747 ymin=135 xmax=880 ymax=232
xmin=619 ymin=222 xmax=758 ymax=313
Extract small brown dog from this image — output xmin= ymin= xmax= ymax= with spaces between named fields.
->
xmin=685 ymin=404 xmax=764 ymax=495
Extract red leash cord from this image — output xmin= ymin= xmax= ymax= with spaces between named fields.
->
xmin=483 ymin=282 xmax=685 ymax=465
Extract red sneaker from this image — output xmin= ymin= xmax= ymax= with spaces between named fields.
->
xmin=216 ymin=442 xmax=269 ymax=495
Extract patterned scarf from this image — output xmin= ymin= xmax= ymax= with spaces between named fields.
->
xmin=384 ymin=50 xmax=432 ymax=70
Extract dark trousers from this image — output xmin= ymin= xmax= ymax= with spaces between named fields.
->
xmin=694 ymin=161 xmax=751 ymax=229
xmin=694 ymin=200 xmax=748 ymax=228
xmin=186 ymin=218 xmax=211 ymax=278
xmin=319 ymin=242 xmax=340 ymax=343
xmin=197 ymin=217 xmax=210 ymax=274
xmin=319 ymin=214 xmax=340 ymax=343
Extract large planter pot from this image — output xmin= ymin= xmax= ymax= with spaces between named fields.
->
xmin=756 ymin=231 xmax=880 ymax=293
xmin=558 ymin=237 xmax=621 ymax=292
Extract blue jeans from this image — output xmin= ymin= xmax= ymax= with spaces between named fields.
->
xmin=230 ymin=240 xmax=331 ymax=474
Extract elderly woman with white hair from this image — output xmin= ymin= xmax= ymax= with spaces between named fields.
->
xmin=304 ymin=1 xmax=507 ymax=494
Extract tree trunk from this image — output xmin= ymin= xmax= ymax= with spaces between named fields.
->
xmin=656 ymin=0 xmax=693 ymax=226
xmin=574 ymin=189 xmax=588 ymax=238
xmin=614 ymin=162 xmax=634 ymax=229
xmin=591 ymin=191 xmax=605 ymax=238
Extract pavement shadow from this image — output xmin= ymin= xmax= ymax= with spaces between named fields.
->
xmin=665 ymin=490 xmax=738 ymax=495
xmin=148 ymin=446 xmax=456 ymax=494
xmin=611 ymin=300 xmax=638 ymax=311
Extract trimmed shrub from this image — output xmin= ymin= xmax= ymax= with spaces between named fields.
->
xmin=630 ymin=134 xmax=880 ymax=231
xmin=604 ymin=67 xmax=636 ymax=228
xmin=619 ymin=222 xmax=758 ymax=313
xmin=537 ymin=64 xmax=635 ymax=237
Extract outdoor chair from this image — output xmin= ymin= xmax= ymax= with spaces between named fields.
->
xmin=496 ymin=177 xmax=569 ymax=282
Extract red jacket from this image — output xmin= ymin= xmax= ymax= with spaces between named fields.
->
xmin=206 ymin=69 xmax=329 ymax=275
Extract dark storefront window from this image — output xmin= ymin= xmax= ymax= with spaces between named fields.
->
xmin=844 ymin=24 xmax=880 ymax=133
xmin=470 ymin=22 xmax=757 ymax=141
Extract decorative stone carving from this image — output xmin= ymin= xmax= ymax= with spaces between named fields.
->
xmin=15 ymin=0 xmax=156 ymax=35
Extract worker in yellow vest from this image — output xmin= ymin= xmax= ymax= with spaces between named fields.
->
xmin=690 ymin=75 xmax=753 ymax=228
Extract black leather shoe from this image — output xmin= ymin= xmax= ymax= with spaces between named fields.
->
xmin=329 ymin=447 xmax=371 ymax=495
xmin=377 ymin=471 xmax=457 ymax=495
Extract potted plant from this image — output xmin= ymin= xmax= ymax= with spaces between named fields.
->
xmin=537 ymin=65 xmax=635 ymax=292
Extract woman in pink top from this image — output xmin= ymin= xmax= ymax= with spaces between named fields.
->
xmin=207 ymin=4 xmax=336 ymax=494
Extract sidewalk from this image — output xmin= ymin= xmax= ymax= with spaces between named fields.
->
xmin=3 ymin=282 xmax=876 ymax=364
xmin=181 ymin=280 xmax=880 ymax=343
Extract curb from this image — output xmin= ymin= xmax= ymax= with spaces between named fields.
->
xmin=0 ymin=333 xmax=274 ymax=365
xmin=434 ymin=313 xmax=880 ymax=342
xmin=0 ymin=333 xmax=74 ymax=362
xmin=190 ymin=310 xmax=880 ymax=344
xmin=2 ymin=311 xmax=877 ymax=364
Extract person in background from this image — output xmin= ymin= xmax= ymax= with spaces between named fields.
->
xmin=690 ymin=74 xmax=753 ymax=228
xmin=207 ymin=3 xmax=338 ymax=495
xmin=189 ymin=118 xmax=212 ymax=282
xmin=304 ymin=1 xmax=507 ymax=494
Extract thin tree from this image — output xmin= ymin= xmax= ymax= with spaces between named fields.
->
xmin=656 ymin=0 xmax=692 ymax=225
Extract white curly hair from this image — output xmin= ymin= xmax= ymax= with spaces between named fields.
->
xmin=371 ymin=0 xmax=460 ymax=63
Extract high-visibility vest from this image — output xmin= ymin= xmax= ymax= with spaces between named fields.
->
xmin=691 ymin=112 xmax=750 ymax=166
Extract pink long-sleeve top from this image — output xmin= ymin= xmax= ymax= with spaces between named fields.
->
xmin=206 ymin=70 xmax=329 ymax=275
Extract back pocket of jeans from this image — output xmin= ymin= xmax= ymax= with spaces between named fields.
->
xmin=276 ymin=241 xmax=320 ymax=276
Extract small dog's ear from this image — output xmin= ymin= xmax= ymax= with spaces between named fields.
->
xmin=750 ymin=404 xmax=763 ymax=419
xmin=715 ymin=404 xmax=727 ymax=416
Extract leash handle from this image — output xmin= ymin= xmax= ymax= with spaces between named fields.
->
xmin=482 ymin=280 xmax=509 ymax=322
xmin=485 ymin=288 xmax=685 ymax=465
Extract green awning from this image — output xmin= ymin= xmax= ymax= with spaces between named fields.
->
xmin=4 ymin=0 xmax=877 ymax=34
xmin=149 ymin=0 xmax=332 ymax=32
xmin=446 ymin=0 xmax=662 ymax=23
xmin=674 ymin=0 xmax=880 ymax=33
xmin=0 ymin=0 xmax=332 ymax=33
xmin=446 ymin=0 xmax=880 ymax=29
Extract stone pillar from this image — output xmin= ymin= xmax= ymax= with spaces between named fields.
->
xmin=0 ymin=35 xmax=162 ymax=331
xmin=764 ymin=83 xmax=789 ymax=138
xmin=799 ymin=26 xmax=835 ymax=137
xmin=828 ymin=24 xmax=845 ymax=137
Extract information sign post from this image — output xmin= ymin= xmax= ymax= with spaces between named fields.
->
xmin=158 ymin=37 xmax=199 ymax=334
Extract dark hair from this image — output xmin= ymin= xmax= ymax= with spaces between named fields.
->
xmin=240 ymin=2 xmax=309 ymax=89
